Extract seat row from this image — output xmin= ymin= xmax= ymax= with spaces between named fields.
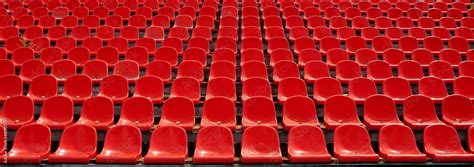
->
xmin=5 ymin=124 xmax=474 ymax=164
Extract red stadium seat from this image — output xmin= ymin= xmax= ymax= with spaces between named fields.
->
xmin=272 ymin=61 xmax=300 ymax=84
xmin=379 ymin=125 xmax=427 ymax=162
xmin=324 ymin=95 xmax=363 ymax=130
xmin=333 ymin=125 xmax=379 ymax=162
xmin=278 ymin=78 xmax=307 ymax=104
xmin=288 ymin=125 xmax=331 ymax=163
xmin=170 ymin=77 xmax=200 ymax=104
xmin=0 ymin=75 xmax=23 ymax=102
xmin=326 ymin=48 xmax=349 ymax=67
xmin=27 ymin=74 xmax=57 ymax=103
xmin=11 ymin=48 xmax=34 ymax=67
xmin=242 ymin=96 xmax=278 ymax=129
xmin=48 ymin=125 xmax=97 ymax=163
xmin=383 ymin=77 xmax=412 ymax=104
xmin=193 ymin=126 xmax=234 ymax=164
xmin=364 ymin=95 xmax=403 ymax=130
xmin=36 ymin=96 xmax=74 ymax=130
xmin=294 ymin=37 xmax=315 ymax=55
xmin=206 ymin=77 xmax=236 ymax=102
xmin=398 ymin=61 xmax=424 ymax=83
xmin=283 ymin=96 xmax=319 ymax=130
xmin=7 ymin=124 xmax=51 ymax=163
xmin=144 ymin=126 xmax=187 ymax=164
xmin=241 ymin=126 xmax=282 ymax=164
xmin=159 ymin=97 xmax=195 ymax=131
xmin=241 ymin=61 xmax=268 ymax=81
xmin=335 ymin=60 xmax=362 ymax=83
xmin=82 ymin=60 xmax=108 ymax=83
xmin=404 ymin=95 xmax=444 ymax=130
xmin=19 ymin=59 xmax=46 ymax=83
xmin=96 ymin=125 xmax=142 ymax=164
xmin=76 ymin=96 xmax=114 ymax=130
xmin=0 ymin=96 xmax=34 ymax=129
xmin=113 ymin=60 xmax=140 ymax=82
xmin=454 ymin=77 xmax=474 ymax=100
xmin=459 ymin=61 xmax=474 ymax=77
xmin=348 ymin=78 xmax=377 ymax=104
xmin=424 ymin=125 xmax=474 ymax=162
xmin=177 ymin=60 xmax=203 ymax=82
xmin=98 ymin=75 xmax=129 ymax=103
xmin=67 ymin=47 xmax=90 ymax=68
xmin=117 ymin=97 xmax=154 ymax=131
xmin=209 ymin=61 xmax=236 ymax=81
xmin=241 ymin=77 xmax=272 ymax=102
xmin=442 ymin=95 xmax=474 ymax=129
xmin=418 ymin=77 xmax=448 ymax=103
xmin=303 ymin=61 xmax=330 ymax=83
xmin=428 ymin=61 xmax=455 ymax=82
xmin=201 ymin=97 xmax=236 ymax=130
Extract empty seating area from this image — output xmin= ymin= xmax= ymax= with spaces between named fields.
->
xmin=0 ymin=0 xmax=474 ymax=165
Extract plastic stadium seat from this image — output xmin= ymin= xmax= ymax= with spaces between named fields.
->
xmin=282 ymin=96 xmax=318 ymax=130
xmin=272 ymin=61 xmax=299 ymax=84
xmin=303 ymin=61 xmax=330 ymax=83
xmin=454 ymin=77 xmax=474 ymax=100
xmin=418 ymin=17 xmax=436 ymax=30
xmin=408 ymin=28 xmax=428 ymax=41
xmin=83 ymin=16 xmax=100 ymax=29
xmin=48 ymin=124 xmax=97 ymax=163
xmin=311 ymin=26 xmax=332 ymax=41
xmin=459 ymin=61 xmax=474 ymax=77
xmin=215 ymin=37 xmax=237 ymax=53
xmin=62 ymin=75 xmax=92 ymax=103
xmin=418 ymin=77 xmax=449 ymax=103
xmin=241 ymin=96 xmax=278 ymax=129
xmin=241 ymin=61 xmax=268 ymax=81
xmin=441 ymin=95 xmax=474 ymax=129
xmin=440 ymin=18 xmax=457 ymax=30
xmin=28 ymin=75 xmax=57 ymax=103
xmin=169 ymin=27 xmax=190 ymax=41
xmin=36 ymin=96 xmax=74 ymax=130
xmin=333 ymin=125 xmax=379 ymax=162
xmin=424 ymin=125 xmax=474 ymax=162
xmin=439 ymin=49 xmax=462 ymax=67
xmin=287 ymin=125 xmax=331 ymax=163
xmin=241 ymin=77 xmax=272 ymax=102
xmin=11 ymin=48 xmax=34 ymax=67
xmin=372 ymin=36 xmax=393 ymax=53
xmin=131 ymin=76 xmax=163 ymax=103
xmin=324 ymin=95 xmax=363 ymax=130
xmin=241 ymin=49 xmax=264 ymax=64
xmin=154 ymin=47 xmax=178 ymax=67
xmin=383 ymin=77 xmax=412 ymax=104
xmin=67 ymin=47 xmax=90 ymax=67
xmin=196 ymin=15 xmax=215 ymax=29
xmin=335 ymin=60 xmax=362 ymax=83
xmin=159 ymin=97 xmax=195 ymax=131
xmin=423 ymin=37 xmax=444 ymax=53
xmin=294 ymin=37 xmax=316 ymax=55
xmin=375 ymin=17 xmax=392 ymax=30
xmin=113 ymin=60 xmax=140 ymax=82
xmin=209 ymin=61 xmax=236 ymax=81
xmin=298 ymin=49 xmax=322 ymax=68
xmin=212 ymin=48 xmax=236 ymax=65
xmin=70 ymin=26 xmax=90 ymax=41
xmin=379 ymin=125 xmax=427 ymax=162
xmin=117 ymin=97 xmax=154 ymax=131
xmin=96 ymin=125 xmax=142 ymax=164
xmin=354 ymin=49 xmax=377 ymax=67
xmin=428 ymin=61 xmax=455 ymax=82
xmin=278 ymin=78 xmax=307 ymax=104
xmin=170 ymin=77 xmax=200 ymax=104
xmin=307 ymin=16 xmax=325 ymax=30
xmin=312 ymin=77 xmax=341 ymax=103
xmin=135 ymin=38 xmax=156 ymax=53
xmin=319 ymin=37 xmax=341 ymax=54
xmin=200 ymin=97 xmax=236 ymax=130
xmin=119 ymin=26 xmax=139 ymax=41
xmin=206 ymin=77 xmax=236 ymax=102
xmin=263 ymin=16 xmax=283 ymax=30
xmin=19 ymin=59 xmax=46 ymax=83
xmin=241 ymin=126 xmax=282 ymax=164
xmin=23 ymin=26 xmax=42 ymax=41
xmin=0 ymin=49 xmax=6 ymax=60
xmin=336 ymin=27 xmax=356 ymax=41
xmin=326 ymin=48 xmax=349 ymax=67
xmin=367 ymin=8 xmax=383 ymax=20
xmin=0 ymin=75 xmax=22 ymax=102
xmin=193 ymin=126 xmax=234 ymax=164
xmin=399 ymin=37 xmax=419 ymax=53
xmin=82 ymin=38 xmax=102 ymax=54
xmin=242 ymin=17 xmax=260 ymax=29
xmin=352 ymin=17 xmax=370 ymax=30
xmin=396 ymin=17 xmax=414 ymax=30
xmin=144 ymin=126 xmax=187 ymax=164
xmin=47 ymin=26 xmax=67 ymax=41
xmin=398 ymin=61 xmax=424 ymax=83
xmin=382 ymin=49 xmax=405 ymax=68
xmin=242 ymin=27 xmax=261 ymax=40
xmin=364 ymin=95 xmax=403 ymax=130
xmin=82 ymin=60 xmax=108 ymax=83
xmin=385 ymin=28 xmax=404 ymax=41
xmin=448 ymin=37 xmax=470 ymax=53
xmin=151 ymin=15 xmax=171 ymax=29
xmin=98 ymin=75 xmax=129 ymax=103
xmin=104 ymin=16 xmax=123 ymax=29
xmin=241 ymin=37 xmax=263 ymax=52
xmin=4 ymin=37 xmax=25 ymax=53
xmin=0 ymin=60 xmax=15 ymax=77
xmin=7 ymin=124 xmax=51 ymax=163
xmin=411 ymin=49 xmax=434 ymax=67
xmin=268 ymin=38 xmax=290 ymax=55
xmin=76 ymin=96 xmax=114 ymax=130
xmin=95 ymin=26 xmax=115 ymax=41
xmin=0 ymin=96 xmax=34 ymax=129
xmin=218 ymin=27 xmax=238 ymax=41
xmin=183 ymin=48 xmax=207 ymax=67
xmin=346 ymin=37 xmax=367 ymax=54
xmin=146 ymin=61 xmax=172 ymax=84
xmin=163 ymin=37 xmax=184 ymax=55
xmin=348 ymin=78 xmax=377 ymax=104
xmin=125 ymin=46 xmax=149 ymax=67
xmin=404 ymin=95 xmax=444 ymax=130
xmin=144 ymin=27 xmax=165 ymax=41
xmin=176 ymin=60 xmax=204 ymax=82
